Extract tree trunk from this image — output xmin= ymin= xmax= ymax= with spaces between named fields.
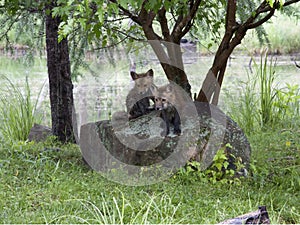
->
xmin=45 ymin=2 xmax=74 ymax=143
xmin=146 ymin=35 xmax=192 ymax=96
xmin=163 ymin=41 xmax=192 ymax=97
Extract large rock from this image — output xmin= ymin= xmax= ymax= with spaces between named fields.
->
xmin=79 ymin=102 xmax=251 ymax=176
xmin=28 ymin=123 xmax=52 ymax=142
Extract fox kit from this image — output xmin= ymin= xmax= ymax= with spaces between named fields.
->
xmin=151 ymin=84 xmax=183 ymax=135
xmin=126 ymin=69 xmax=155 ymax=119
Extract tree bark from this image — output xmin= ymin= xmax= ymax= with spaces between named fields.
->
xmin=138 ymin=5 xmax=192 ymax=96
xmin=45 ymin=2 xmax=74 ymax=143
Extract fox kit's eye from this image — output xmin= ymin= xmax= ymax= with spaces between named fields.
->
xmin=162 ymin=98 xmax=166 ymax=102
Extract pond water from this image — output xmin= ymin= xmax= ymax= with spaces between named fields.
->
xmin=0 ymin=52 xmax=299 ymax=129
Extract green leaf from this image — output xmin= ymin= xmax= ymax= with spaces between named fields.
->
xmin=266 ymin=0 xmax=274 ymax=8
xmin=223 ymin=161 xmax=229 ymax=169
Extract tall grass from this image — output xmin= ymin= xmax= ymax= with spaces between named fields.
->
xmin=257 ymin=52 xmax=277 ymax=128
xmin=226 ymin=50 xmax=300 ymax=134
xmin=50 ymin=192 xmax=184 ymax=224
xmin=0 ymin=76 xmax=43 ymax=142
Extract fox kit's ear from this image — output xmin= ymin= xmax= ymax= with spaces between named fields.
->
xmin=130 ymin=71 xmax=138 ymax=80
xmin=146 ymin=69 xmax=154 ymax=77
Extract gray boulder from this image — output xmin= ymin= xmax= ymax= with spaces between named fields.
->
xmin=79 ymin=102 xmax=251 ymax=177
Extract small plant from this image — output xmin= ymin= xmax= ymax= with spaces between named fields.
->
xmin=175 ymin=160 xmax=206 ymax=184
xmin=176 ymin=144 xmax=245 ymax=185
xmin=0 ymin=76 xmax=43 ymax=142
xmin=204 ymin=144 xmax=243 ymax=184
xmin=273 ymin=83 xmax=300 ymax=129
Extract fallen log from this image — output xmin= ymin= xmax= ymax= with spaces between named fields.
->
xmin=218 ymin=206 xmax=270 ymax=224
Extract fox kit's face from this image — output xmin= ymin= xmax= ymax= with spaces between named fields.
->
xmin=154 ymin=97 xmax=170 ymax=110
xmin=151 ymin=84 xmax=175 ymax=110
xmin=131 ymin=69 xmax=154 ymax=94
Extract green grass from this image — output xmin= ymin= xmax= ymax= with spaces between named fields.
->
xmin=0 ymin=128 xmax=299 ymax=223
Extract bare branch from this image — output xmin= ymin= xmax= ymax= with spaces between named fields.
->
xmin=284 ymin=0 xmax=300 ymax=7
xmin=109 ymin=0 xmax=141 ymax=25
xmin=173 ymin=14 xmax=184 ymax=34
xmin=110 ymin=27 xmax=146 ymax=42
xmin=247 ymin=8 xmax=275 ymax=29
xmin=0 ymin=13 xmax=22 ymax=41
xmin=213 ymin=0 xmax=236 ymax=62
xmin=171 ymin=0 xmax=202 ymax=41
xmin=157 ymin=7 xmax=171 ymax=41
xmin=104 ymin=16 xmax=130 ymax=23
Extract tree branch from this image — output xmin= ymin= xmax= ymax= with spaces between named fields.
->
xmin=109 ymin=0 xmax=142 ymax=26
xmin=247 ymin=8 xmax=275 ymax=29
xmin=110 ymin=27 xmax=146 ymax=42
xmin=284 ymin=0 xmax=300 ymax=7
xmin=226 ymin=0 xmax=237 ymax=31
xmin=138 ymin=1 xmax=156 ymax=26
xmin=158 ymin=6 xmax=171 ymax=41
xmin=171 ymin=0 xmax=202 ymax=41
xmin=137 ymin=1 xmax=162 ymax=41
xmin=104 ymin=16 xmax=130 ymax=23
xmin=213 ymin=0 xmax=236 ymax=63
xmin=0 ymin=13 xmax=22 ymax=41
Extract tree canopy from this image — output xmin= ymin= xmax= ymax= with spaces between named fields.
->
xmin=54 ymin=0 xmax=300 ymax=103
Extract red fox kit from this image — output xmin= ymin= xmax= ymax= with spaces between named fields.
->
xmin=126 ymin=69 xmax=155 ymax=119
xmin=151 ymin=84 xmax=184 ymax=135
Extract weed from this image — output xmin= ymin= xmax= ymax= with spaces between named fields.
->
xmin=41 ymin=192 xmax=184 ymax=224
xmin=176 ymin=144 xmax=245 ymax=185
xmin=0 ymin=76 xmax=43 ymax=142
xmin=257 ymin=51 xmax=277 ymax=128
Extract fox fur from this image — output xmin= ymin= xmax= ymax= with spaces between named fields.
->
xmin=126 ymin=69 xmax=155 ymax=119
xmin=151 ymin=84 xmax=183 ymax=135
